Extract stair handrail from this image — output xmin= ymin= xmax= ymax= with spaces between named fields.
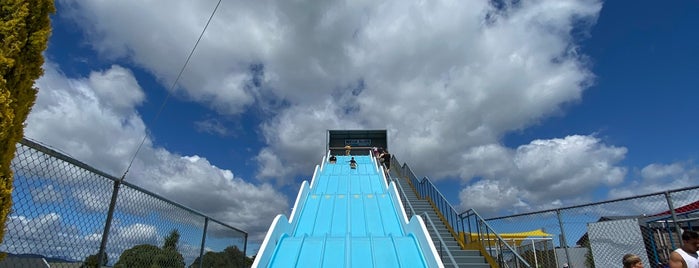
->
xmin=387 ymin=182 xmax=445 ymax=268
xmin=417 ymin=175 xmax=463 ymax=236
xmin=389 ymin=174 xmax=416 ymax=219
xmin=421 ymin=212 xmax=459 ymax=267
xmin=460 ymin=209 xmax=531 ymax=268
xmin=389 ymin=157 xmax=460 ymax=267
xmin=392 ymin=155 xmax=529 ymax=267
xmin=391 ymin=156 xmax=464 ymax=240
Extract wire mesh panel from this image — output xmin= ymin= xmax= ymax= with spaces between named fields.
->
xmin=107 ymin=183 xmax=208 ymax=267
xmin=485 ymin=188 xmax=699 ymax=268
xmin=668 ymin=187 xmax=699 ymax=230
xmin=3 ymin=142 xmax=114 ymax=263
xmin=587 ymin=218 xmax=650 ymax=268
xmin=514 ymin=238 xmax=557 ymax=268
xmin=2 ymin=139 xmax=248 ymax=267
xmin=194 ymin=220 xmax=249 ymax=268
xmin=461 ymin=210 xmax=532 ymax=267
xmin=559 ymin=194 xmax=671 ymax=268
xmin=485 ymin=210 xmax=561 ymax=268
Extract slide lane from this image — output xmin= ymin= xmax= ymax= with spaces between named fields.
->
xmin=264 ymin=155 xmax=435 ymax=267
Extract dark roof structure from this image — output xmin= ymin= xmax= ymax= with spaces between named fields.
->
xmin=326 ymin=129 xmax=388 ymax=153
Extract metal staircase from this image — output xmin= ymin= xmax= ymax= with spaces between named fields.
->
xmin=389 ymin=170 xmax=489 ymax=268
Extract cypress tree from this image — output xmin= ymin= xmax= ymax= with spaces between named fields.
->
xmin=0 ymin=0 xmax=55 ymax=257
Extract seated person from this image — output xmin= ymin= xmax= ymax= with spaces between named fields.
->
xmin=349 ymin=157 xmax=357 ymax=169
xmin=329 ymin=155 xmax=337 ymax=164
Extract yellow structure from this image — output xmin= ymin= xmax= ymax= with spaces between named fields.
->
xmin=466 ymin=229 xmax=553 ymax=247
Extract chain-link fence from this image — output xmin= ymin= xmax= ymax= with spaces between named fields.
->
xmin=1 ymin=139 xmax=248 ymax=267
xmin=485 ymin=187 xmax=699 ymax=268
xmin=391 ymin=155 xmax=699 ymax=268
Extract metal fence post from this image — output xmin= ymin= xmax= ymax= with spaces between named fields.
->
xmin=556 ymin=209 xmax=571 ymax=267
xmin=243 ymin=233 xmax=248 ymax=257
xmin=98 ymin=178 xmax=122 ymax=266
xmin=198 ymin=217 xmax=209 ymax=268
xmin=664 ymin=191 xmax=682 ymax=243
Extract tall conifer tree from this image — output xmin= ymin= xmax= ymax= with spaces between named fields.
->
xmin=0 ymin=0 xmax=55 ymax=256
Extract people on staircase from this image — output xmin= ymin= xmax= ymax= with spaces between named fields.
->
xmin=329 ymin=155 xmax=337 ymax=164
xmin=381 ymin=150 xmax=391 ymax=171
xmin=344 ymin=145 xmax=352 ymax=155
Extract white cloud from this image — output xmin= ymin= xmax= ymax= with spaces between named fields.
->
xmin=640 ymin=163 xmax=686 ymax=181
xmin=31 ymin=184 xmax=64 ymax=203
xmin=72 ymin=187 xmax=111 ymax=212
xmin=27 ymin=63 xmax=146 ymax=176
xmin=88 ymin=65 xmax=145 ymax=114
xmin=0 ymin=213 xmax=204 ymax=265
xmin=25 ymin=63 xmax=288 ymax=242
xmin=58 ymin=0 xmax=603 ymax=187
xmin=194 ymin=118 xmax=230 ymax=137
xmin=457 ymin=135 xmax=627 ymax=215
xmin=609 ymin=162 xmax=699 ymax=199
xmin=108 ymin=223 xmax=159 ymax=246
xmin=128 ymin=150 xmax=289 ymax=237
xmin=0 ymin=213 xmax=88 ymax=260
xmin=256 ymin=102 xmax=360 ymax=183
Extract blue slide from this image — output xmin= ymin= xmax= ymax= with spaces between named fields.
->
xmin=252 ymin=154 xmax=443 ymax=268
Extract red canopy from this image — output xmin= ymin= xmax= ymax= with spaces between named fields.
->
xmin=654 ymin=200 xmax=699 ymax=216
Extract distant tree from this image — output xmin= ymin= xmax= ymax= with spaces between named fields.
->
xmin=163 ymin=229 xmax=181 ymax=251
xmin=154 ymin=249 xmax=185 ymax=268
xmin=115 ymin=229 xmax=185 ymax=268
xmin=159 ymin=229 xmax=184 ymax=268
xmin=189 ymin=246 xmax=251 ymax=268
xmin=115 ymin=244 xmax=161 ymax=268
xmin=0 ymin=0 xmax=55 ymax=258
xmin=81 ymin=252 xmax=108 ymax=268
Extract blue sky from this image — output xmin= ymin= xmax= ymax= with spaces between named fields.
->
xmin=13 ymin=0 xmax=699 ymax=257
xmin=503 ymin=0 xmax=699 ymax=162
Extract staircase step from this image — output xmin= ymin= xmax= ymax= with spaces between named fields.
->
xmin=451 ymin=263 xmax=489 ymax=268
xmin=431 ymin=227 xmax=451 ymax=234
xmin=414 ymin=208 xmax=438 ymax=214
xmin=437 ymin=253 xmax=489 ymax=267
xmin=391 ymin=168 xmax=493 ymax=268
xmin=432 ymin=240 xmax=460 ymax=248
xmin=432 ymin=238 xmax=459 ymax=244
xmin=452 ymin=255 xmax=488 ymax=263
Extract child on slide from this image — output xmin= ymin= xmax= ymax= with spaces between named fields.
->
xmin=349 ymin=157 xmax=357 ymax=169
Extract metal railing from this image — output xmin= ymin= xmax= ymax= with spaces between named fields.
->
xmin=461 ymin=209 xmax=531 ymax=268
xmin=2 ymin=138 xmax=248 ymax=267
xmin=388 ymin=155 xmax=699 ymax=268
xmin=484 ymin=186 xmax=699 ymax=268
xmin=391 ymin=176 xmax=417 ymax=219
xmin=393 ymin=155 xmax=531 ymax=267
xmin=389 ymin=173 xmax=458 ymax=267
xmin=422 ymin=212 xmax=459 ymax=267
xmin=394 ymin=156 xmax=464 ymax=243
